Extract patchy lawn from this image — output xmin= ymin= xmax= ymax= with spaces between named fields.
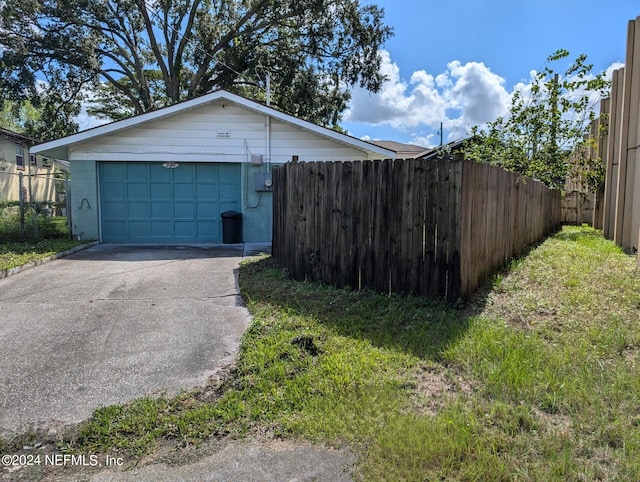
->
xmin=0 ymin=239 xmax=85 ymax=271
xmin=3 ymin=225 xmax=640 ymax=481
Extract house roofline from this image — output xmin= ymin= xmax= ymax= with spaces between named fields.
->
xmin=0 ymin=127 xmax=34 ymax=145
xmin=31 ymin=90 xmax=395 ymax=159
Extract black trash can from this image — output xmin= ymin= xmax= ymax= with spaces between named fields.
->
xmin=221 ymin=210 xmax=243 ymax=243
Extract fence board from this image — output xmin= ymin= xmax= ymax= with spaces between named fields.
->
xmin=447 ymin=161 xmax=462 ymax=302
xmin=410 ymin=161 xmax=424 ymax=295
xmin=272 ymin=159 xmax=561 ymax=301
xmin=604 ymin=70 xmax=624 ymax=240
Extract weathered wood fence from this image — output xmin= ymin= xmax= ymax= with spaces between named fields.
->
xmin=601 ymin=15 xmax=640 ymax=263
xmin=272 ymin=159 xmax=561 ymax=301
xmin=565 ymin=107 xmax=607 ymax=229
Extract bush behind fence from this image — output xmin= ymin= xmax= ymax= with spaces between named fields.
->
xmin=0 ymin=170 xmax=70 ymax=241
xmin=273 ymin=158 xmax=561 ymax=301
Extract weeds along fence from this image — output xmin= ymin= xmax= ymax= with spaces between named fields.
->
xmin=272 ymin=158 xmax=561 ymax=301
xmin=0 ymin=169 xmax=71 ymax=240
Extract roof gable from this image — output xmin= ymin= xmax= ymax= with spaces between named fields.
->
xmin=31 ymin=90 xmax=394 ymax=159
xmin=0 ymin=127 xmax=34 ymax=144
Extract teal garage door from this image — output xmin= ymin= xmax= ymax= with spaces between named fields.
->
xmin=99 ymin=162 xmax=241 ymax=243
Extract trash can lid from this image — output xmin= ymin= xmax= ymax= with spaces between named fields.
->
xmin=221 ymin=210 xmax=242 ymax=218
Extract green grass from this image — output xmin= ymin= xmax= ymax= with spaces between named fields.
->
xmin=9 ymin=225 xmax=640 ymax=481
xmin=0 ymin=238 xmax=85 ymax=271
xmin=0 ymin=214 xmax=86 ymax=270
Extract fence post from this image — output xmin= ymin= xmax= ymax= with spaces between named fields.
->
xmin=18 ymin=172 xmax=25 ymax=238
xmin=28 ymin=171 xmax=39 ymax=238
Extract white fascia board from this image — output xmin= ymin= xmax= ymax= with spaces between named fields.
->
xmin=31 ymin=90 xmax=396 ymax=159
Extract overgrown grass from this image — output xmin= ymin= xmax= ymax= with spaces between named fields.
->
xmin=15 ymin=225 xmax=640 ymax=481
xmin=0 ymin=204 xmax=68 ymax=242
xmin=0 ymin=208 xmax=86 ymax=270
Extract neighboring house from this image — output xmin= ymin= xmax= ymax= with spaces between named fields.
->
xmin=369 ymin=138 xmax=468 ymax=160
xmin=368 ymin=140 xmax=427 ymax=159
xmin=0 ymin=127 xmax=61 ymax=204
xmin=32 ymin=90 xmax=395 ymax=244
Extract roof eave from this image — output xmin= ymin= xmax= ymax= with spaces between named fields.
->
xmin=30 ymin=90 xmax=396 ymax=159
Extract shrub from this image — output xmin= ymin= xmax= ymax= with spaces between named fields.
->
xmin=0 ymin=206 xmax=67 ymax=242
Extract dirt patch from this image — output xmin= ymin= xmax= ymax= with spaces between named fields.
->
xmin=407 ymin=365 xmax=474 ymax=416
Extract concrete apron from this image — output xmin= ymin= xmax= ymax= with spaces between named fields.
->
xmin=0 ymin=244 xmax=251 ymax=434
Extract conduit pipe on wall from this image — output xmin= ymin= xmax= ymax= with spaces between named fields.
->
xmin=266 ymin=73 xmax=271 ymax=173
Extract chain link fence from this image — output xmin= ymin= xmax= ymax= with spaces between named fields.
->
xmin=0 ymin=169 xmax=71 ymax=241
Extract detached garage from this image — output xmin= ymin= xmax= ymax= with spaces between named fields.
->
xmin=32 ymin=90 xmax=393 ymax=244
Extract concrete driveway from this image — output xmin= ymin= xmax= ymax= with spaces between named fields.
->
xmin=0 ymin=245 xmax=251 ymax=434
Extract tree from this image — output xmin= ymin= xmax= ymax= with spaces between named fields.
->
xmin=0 ymin=0 xmax=392 ymax=134
xmin=464 ymin=50 xmax=609 ymax=190
xmin=0 ymin=98 xmax=79 ymax=141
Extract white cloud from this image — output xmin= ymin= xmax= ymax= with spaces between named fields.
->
xmin=74 ymin=88 xmax=109 ymax=132
xmin=445 ymin=60 xmax=511 ymax=131
xmin=345 ymin=50 xmax=511 ymax=143
xmin=409 ymin=133 xmax=437 ymax=148
xmin=605 ymin=62 xmax=625 ymax=80
xmin=75 ymin=105 xmax=107 ymax=131
xmin=345 ymin=51 xmax=447 ymax=130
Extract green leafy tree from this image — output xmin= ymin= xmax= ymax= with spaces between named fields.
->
xmin=0 ymin=0 xmax=392 ymax=132
xmin=464 ymin=50 xmax=609 ymax=190
xmin=0 ymin=101 xmax=38 ymax=133
xmin=0 ymin=98 xmax=78 ymax=141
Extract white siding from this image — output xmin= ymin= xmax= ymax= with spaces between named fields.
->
xmin=68 ymin=100 xmax=380 ymax=163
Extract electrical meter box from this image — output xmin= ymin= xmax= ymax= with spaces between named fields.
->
xmin=254 ymin=172 xmax=273 ymax=191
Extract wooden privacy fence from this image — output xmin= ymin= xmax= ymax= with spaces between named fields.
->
xmin=272 ymin=159 xmax=561 ymax=301
xmin=601 ymin=15 xmax=640 ymax=263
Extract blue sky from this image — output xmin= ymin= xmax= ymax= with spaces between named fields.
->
xmin=343 ymin=1 xmax=639 ymax=147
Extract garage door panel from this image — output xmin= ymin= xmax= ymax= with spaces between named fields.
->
xmin=150 ymin=164 xmax=171 ymax=180
xmin=174 ymin=184 xmax=194 ymax=200
xmin=128 ymin=202 xmax=149 ymax=218
xmin=102 ymin=202 xmax=125 ymax=218
xmin=196 ymin=183 xmax=217 ymax=200
xmin=175 ymin=221 xmax=196 ymax=238
xmin=102 ymin=183 xmax=125 ymax=200
xmin=127 ymin=183 xmax=149 ymax=200
xmin=151 ymin=202 xmax=172 ymax=219
xmin=173 ymin=165 xmax=194 ymax=181
xmin=175 ymin=202 xmax=195 ymax=219
xmin=128 ymin=221 xmax=150 ymax=238
xmin=127 ymin=164 xmax=148 ymax=179
xmin=101 ymin=163 xmax=125 ymax=181
xmin=197 ymin=202 xmax=219 ymax=218
xmin=103 ymin=221 xmax=126 ymax=238
xmin=151 ymin=221 xmax=173 ymax=237
xmin=150 ymin=183 xmax=171 ymax=200
xmin=198 ymin=220 xmax=219 ymax=238
xmin=100 ymin=162 xmax=240 ymax=243
xmin=196 ymin=164 xmax=218 ymax=181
